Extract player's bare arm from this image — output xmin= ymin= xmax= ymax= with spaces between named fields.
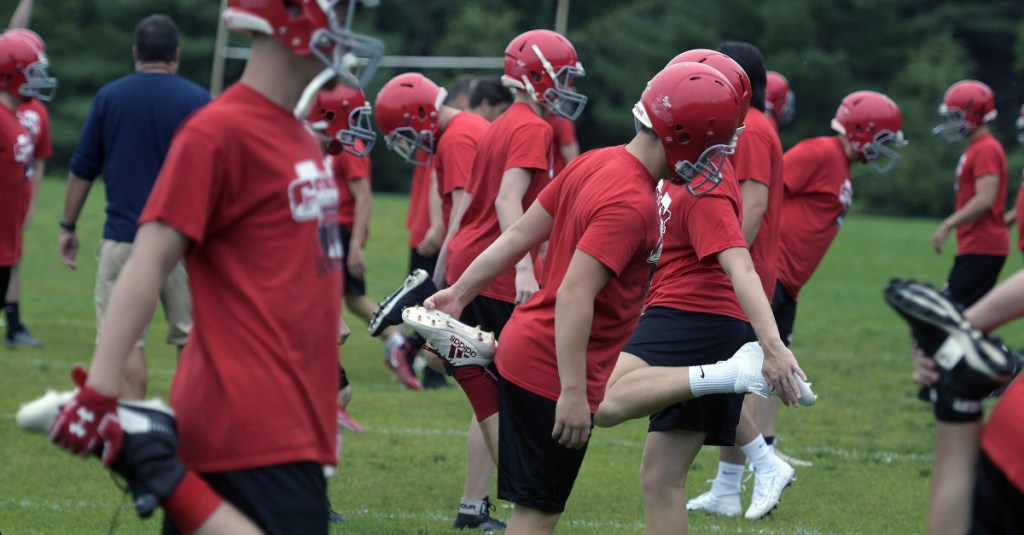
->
xmin=717 ymin=246 xmax=805 ymax=405
xmin=495 ymin=166 xmax=539 ymax=304
xmin=418 ymin=168 xmax=444 ymax=256
xmin=552 ymin=249 xmax=612 ymax=449
xmin=739 ymin=179 xmax=769 ymax=245
xmin=433 ymin=189 xmax=472 ymax=289
xmin=57 ymin=173 xmax=94 ymax=270
xmin=933 ymin=173 xmax=999 ymax=254
xmin=347 ymin=177 xmax=372 ymax=279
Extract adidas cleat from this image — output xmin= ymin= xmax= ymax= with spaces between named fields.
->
xmin=402 ymin=306 xmax=497 ymax=368
xmin=368 ymin=269 xmax=437 ymax=337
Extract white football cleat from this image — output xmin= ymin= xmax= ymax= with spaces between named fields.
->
xmin=686 ymin=489 xmax=742 ymax=517
xmin=730 ymin=342 xmax=816 ymax=406
xmin=745 ymin=457 xmax=795 ymax=519
xmin=402 ymin=306 xmax=497 ymax=368
xmin=16 ymin=388 xmax=78 ymax=434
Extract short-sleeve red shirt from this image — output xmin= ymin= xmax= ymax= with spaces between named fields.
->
xmin=645 ymin=161 xmax=749 ymax=321
xmin=445 ymin=102 xmax=553 ymax=302
xmin=327 ymin=143 xmax=371 ymax=230
xmin=776 ymin=136 xmax=852 ymax=300
xmin=980 ymin=378 xmax=1024 ymax=493
xmin=0 ymin=106 xmax=32 ymax=266
xmin=139 ymin=83 xmax=342 ymax=473
xmin=435 ymin=112 xmax=489 ymax=227
xmin=406 ymin=153 xmax=433 ymax=249
xmin=731 ymin=108 xmax=784 ymax=301
xmin=547 ymin=115 xmax=577 ymax=176
xmin=953 ymin=132 xmax=1008 ymax=256
xmin=1014 ymin=172 xmax=1024 ymax=252
xmin=497 ymin=146 xmax=661 ymax=411
xmin=18 ymin=99 xmax=51 ymax=160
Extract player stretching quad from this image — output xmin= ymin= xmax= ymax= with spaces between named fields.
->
xmin=931 ymin=80 xmax=1009 ymax=309
xmin=373 ymin=71 xmax=506 ymax=531
xmin=48 ymin=1 xmax=384 ymax=533
xmin=402 ymin=61 xmax=778 ymax=534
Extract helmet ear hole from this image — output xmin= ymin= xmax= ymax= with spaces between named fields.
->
xmin=677 ymin=132 xmax=691 ymax=144
xmin=531 ymin=70 xmax=543 ymax=83
xmin=417 ymin=106 xmax=426 ymax=119
xmin=325 ymin=111 xmax=336 ymax=121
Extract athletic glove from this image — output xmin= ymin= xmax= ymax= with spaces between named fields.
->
xmin=48 ymin=365 xmax=122 ymax=466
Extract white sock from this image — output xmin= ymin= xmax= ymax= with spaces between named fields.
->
xmin=709 ymin=461 xmax=745 ymax=496
xmin=741 ymin=434 xmax=775 ymax=474
xmin=385 ymin=332 xmax=404 ymax=351
xmin=689 ymin=359 xmax=739 ymax=397
xmin=459 ymin=497 xmax=485 ymax=516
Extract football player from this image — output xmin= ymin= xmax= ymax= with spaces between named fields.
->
xmin=765 ymin=70 xmax=795 ymax=131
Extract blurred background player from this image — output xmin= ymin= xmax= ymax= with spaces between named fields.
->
xmin=931 ymin=80 xmax=1008 ymax=309
xmin=547 ymin=114 xmax=578 ymax=177
xmin=56 ymin=14 xmax=209 ymax=399
xmin=685 ymin=43 xmax=798 ymax=520
xmin=1004 ymin=103 xmax=1024 ymax=259
xmin=764 ymin=70 xmax=795 ymax=132
xmin=374 ymin=71 xmax=505 ymax=531
xmin=49 ymin=0 xmax=385 ymax=531
xmin=3 ymin=25 xmax=52 ymax=348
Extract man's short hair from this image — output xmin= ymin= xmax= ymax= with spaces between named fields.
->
xmin=445 ymin=74 xmax=477 ymax=106
xmin=135 ymin=14 xmax=179 ymax=64
xmin=469 ymin=77 xmax=513 ymax=109
xmin=718 ymin=41 xmax=766 ymax=112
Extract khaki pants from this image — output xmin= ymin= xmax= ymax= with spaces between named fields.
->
xmin=94 ymin=239 xmax=191 ymax=347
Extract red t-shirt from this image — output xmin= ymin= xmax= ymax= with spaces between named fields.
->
xmin=18 ymin=99 xmax=51 ymax=160
xmin=496 ymin=146 xmax=661 ymax=410
xmin=731 ymin=108 xmax=784 ymax=301
xmin=645 ymin=162 xmax=749 ymax=321
xmin=1015 ymin=172 xmax=1024 ymax=252
xmin=980 ymin=378 xmax=1024 ymax=493
xmin=445 ymin=101 xmax=553 ymax=302
xmin=328 ymin=142 xmax=371 ymax=230
xmin=547 ymin=115 xmax=577 ymax=176
xmin=776 ymin=136 xmax=852 ymax=300
xmin=406 ymin=153 xmax=432 ymax=249
xmin=953 ymin=133 xmax=1008 ymax=256
xmin=0 ymin=106 xmax=32 ymax=266
xmin=435 ymin=112 xmax=489 ymax=228
xmin=139 ymin=83 xmax=342 ymax=473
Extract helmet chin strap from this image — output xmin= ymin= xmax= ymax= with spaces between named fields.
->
xmin=295 ymin=67 xmax=338 ymax=120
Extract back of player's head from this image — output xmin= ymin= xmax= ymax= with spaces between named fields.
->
xmin=933 ymin=79 xmax=996 ymax=143
xmin=222 ymin=0 xmax=384 ymax=87
xmin=668 ymin=49 xmax=750 ymax=131
xmin=374 ymin=72 xmax=447 ymax=165
xmin=765 ymin=71 xmax=795 ymax=125
xmin=134 ymin=14 xmax=179 ymax=64
xmin=831 ymin=90 xmax=906 ymax=174
xmin=717 ymin=41 xmax=766 ymax=112
xmin=470 ymin=78 xmax=513 ymax=109
xmin=502 ymin=29 xmax=587 ymax=120
xmin=633 ymin=62 xmax=740 ymax=196
xmin=445 ymin=75 xmax=476 ymax=108
xmin=0 ymin=33 xmax=56 ymax=102
xmin=308 ymin=84 xmax=376 ymax=157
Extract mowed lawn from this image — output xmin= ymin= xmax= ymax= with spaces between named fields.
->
xmin=2 ymin=178 xmax=1021 ymax=534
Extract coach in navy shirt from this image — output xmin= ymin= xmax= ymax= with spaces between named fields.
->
xmin=56 ymin=14 xmax=209 ymax=399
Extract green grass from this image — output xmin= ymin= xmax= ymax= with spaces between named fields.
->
xmin=2 ymin=179 xmax=1022 ymax=534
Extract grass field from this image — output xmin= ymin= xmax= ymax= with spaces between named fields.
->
xmin=2 ymin=178 xmax=1022 ymax=534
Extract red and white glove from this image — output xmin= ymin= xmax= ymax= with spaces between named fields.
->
xmin=48 ymin=365 xmax=122 ymax=466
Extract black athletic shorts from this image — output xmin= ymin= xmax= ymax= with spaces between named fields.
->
xmin=162 ymin=462 xmax=327 ymax=535
xmin=0 ymin=266 xmax=10 ymax=308
xmin=460 ymin=294 xmax=515 ymax=337
xmin=946 ymin=254 xmax=1005 ymax=308
xmin=771 ymin=280 xmax=797 ymax=347
xmin=497 ymin=377 xmax=591 ymax=514
xmin=969 ymin=450 xmax=1024 ymax=534
xmin=622 ymin=306 xmax=751 ymax=446
xmin=408 ymin=248 xmax=439 ymax=277
xmin=340 ymin=226 xmax=366 ymax=297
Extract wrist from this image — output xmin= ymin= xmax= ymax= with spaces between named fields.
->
xmin=59 ymin=220 xmax=76 ymax=232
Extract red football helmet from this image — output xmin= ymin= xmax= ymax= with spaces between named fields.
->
xmin=0 ymin=34 xmax=56 ymax=102
xmin=765 ymin=71 xmax=794 ymax=125
xmin=633 ymin=62 xmax=740 ymax=195
xmin=667 ymin=49 xmax=750 ymax=132
xmin=223 ymin=0 xmax=384 ymax=87
xmin=4 ymin=28 xmax=45 ymax=53
xmin=374 ymin=73 xmax=448 ymax=166
xmin=830 ymin=90 xmax=906 ymax=174
xmin=501 ymin=29 xmax=587 ymax=121
xmin=932 ymin=79 xmax=997 ymax=142
xmin=308 ymin=84 xmax=376 ymax=157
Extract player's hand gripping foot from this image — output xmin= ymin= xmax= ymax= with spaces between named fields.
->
xmin=402 ymin=306 xmax=496 ymax=368
xmin=368 ymin=269 xmax=437 ymax=337
xmin=883 ymin=278 xmax=1018 ymax=400
xmin=731 ymin=342 xmax=817 ymax=406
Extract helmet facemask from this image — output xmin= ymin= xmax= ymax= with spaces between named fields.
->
xmin=932 ymin=105 xmax=972 ymax=143
xmin=336 ymin=104 xmax=376 ymax=156
xmin=779 ymin=90 xmax=796 ymax=125
xmin=20 ymin=58 xmax=56 ymax=102
xmin=530 ymin=44 xmax=587 ymax=121
xmin=861 ymin=130 xmax=907 ymax=174
xmin=672 ymin=141 xmax=735 ymax=196
xmin=1017 ymin=115 xmax=1024 ymax=145
xmin=385 ymin=127 xmax=435 ymax=166
xmin=310 ymin=0 xmax=385 ymax=88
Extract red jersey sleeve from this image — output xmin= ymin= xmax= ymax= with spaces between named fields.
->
xmin=537 ymin=174 xmax=562 ymax=214
xmin=686 ymin=194 xmax=746 ymax=264
xmin=139 ymin=127 xmax=223 ymax=245
xmin=336 ymin=150 xmax=371 ymax=183
xmin=552 ymin=116 xmax=577 ymax=145
xmin=576 ymin=203 xmax=648 ymax=276
xmin=971 ymin=143 xmax=1003 ymax=179
xmin=782 ymin=143 xmax=818 ymax=194
xmin=505 ymin=121 xmax=552 ymax=172
xmin=31 ymin=103 xmax=52 ymax=160
xmin=437 ymin=135 xmax=474 ymax=196
xmin=733 ymin=129 xmax=772 ymax=186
